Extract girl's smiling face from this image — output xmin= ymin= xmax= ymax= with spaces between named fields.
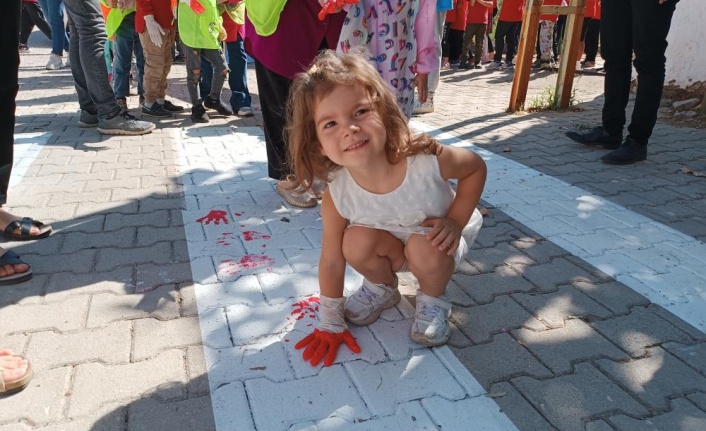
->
xmin=314 ymin=84 xmax=387 ymax=169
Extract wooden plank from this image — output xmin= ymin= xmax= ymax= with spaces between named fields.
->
xmin=509 ymin=0 xmax=541 ymax=112
xmin=554 ymin=0 xmax=586 ymax=109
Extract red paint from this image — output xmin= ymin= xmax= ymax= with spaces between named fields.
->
xmin=234 ymin=212 xmax=243 ymax=216
xmin=289 ymin=296 xmax=320 ymax=324
xmin=242 ymin=231 xmax=271 ymax=241
xmin=218 ymin=254 xmax=275 ymax=275
xmin=197 ymin=210 xmax=229 ymax=225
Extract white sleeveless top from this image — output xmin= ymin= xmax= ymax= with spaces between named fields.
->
xmin=328 ymin=155 xmax=455 ymax=240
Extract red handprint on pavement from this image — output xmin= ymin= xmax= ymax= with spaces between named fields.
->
xmin=197 ymin=210 xmax=229 ymax=225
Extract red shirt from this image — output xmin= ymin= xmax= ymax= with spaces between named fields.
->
xmin=222 ymin=10 xmax=243 ymax=43
xmin=585 ymin=0 xmax=600 ymax=19
xmin=447 ymin=0 xmax=468 ymax=31
xmin=136 ymin=0 xmax=175 ymax=34
xmin=498 ymin=0 xmax=524 ymax=22
xmin=466 ymin=2 xmax=490 ymax=25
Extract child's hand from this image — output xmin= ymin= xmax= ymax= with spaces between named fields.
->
xmin=422 ymin=217 xmax=463 ymax=255
xmin=295 ymin=329 xmax=361 ymax=366
xmin=294 ymin=295 xmax=360 ymax=366
xmin=413 ymin=73 xmax=429 ymax=103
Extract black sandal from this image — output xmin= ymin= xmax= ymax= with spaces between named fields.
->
xmin=0 ymin=250 xmax=32 ymax=285
xmin=2 ymin=217 xmax=52 ymax=241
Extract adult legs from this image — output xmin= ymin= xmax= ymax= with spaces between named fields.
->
xmin=600 ymin=0 xmax=633 ymax=137
xmin=627 ymin=0 xmax=676 ymax=144
xmin=63 ymin=0 xmax=120 ymax=118
xmin=113 ymin=13 xmax=143 ymax=102
xmin=42 ymin=0 xmax=69 ymax=56
xmin=226 ymin=34 xmax=251 ymax=111
xmin=254 ymin=59 xmax=291 ymax=180
xmin=20 ymin=2 xmax=52 ymax=44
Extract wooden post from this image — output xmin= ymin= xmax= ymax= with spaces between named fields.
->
xmin=554 ymin=0 xmax=586 ymax=109
xmin=508 ymin=0 xmax=587 ymax=112
xmin=509 ymin=0 xmax=541 ymax=112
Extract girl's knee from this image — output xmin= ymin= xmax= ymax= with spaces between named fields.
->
xmin=342 ymin=227 xmax=378 ymax=264
xmin=405 ymin=236 xmax=453 ymax=273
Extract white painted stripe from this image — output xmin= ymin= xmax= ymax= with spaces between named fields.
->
xmin=11 ymin=132 xmax=50 ymax=187
xmin=175 ymin=127 xmax=519 ymax=431
xmin=411 ymin=120 xmax=706 ymax=333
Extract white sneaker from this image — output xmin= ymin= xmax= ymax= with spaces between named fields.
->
xmin=345 ymin=275 xmax=400 ymax=326
xmin=412 ymin=94 xmax=434 ymax=115
xmin=410 ymin=292 xmax=452 ymax=346
xmin=237 ymin=106 xmax=254 ymax=117
xmin=64 ymin=56 xmax=70 ymax=68
xmin=46 ymin=54 xmax=64 ymax=70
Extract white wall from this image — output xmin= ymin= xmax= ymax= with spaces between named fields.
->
xmin=665 ymin=0 xmax=706 ymax=87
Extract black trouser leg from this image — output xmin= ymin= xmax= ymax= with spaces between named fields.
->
xmin=254 ymin=60 xmax=292 ymax=180
xmin=626 ymin=0 xmax=676 ymax=143
xmin=0 ymin=0 xmax=20 ymax=205
xmin=20 ymin=2 xmax=51 ymax=44
xmin=600 ymin=0 xmax=633 ymax=137
xmin=584 ymin=18 xmax=600 ymax=62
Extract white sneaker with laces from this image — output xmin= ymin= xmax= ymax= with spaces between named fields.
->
xmin=46 ymin=54 xmax=64 ymax=70
xmin=412 ymin=94 xmax=434 ymax=115
xmin=345 ymin=275 xmax=400 ymax=326
xmin=410 ymin=292 xmax=452 ymax=346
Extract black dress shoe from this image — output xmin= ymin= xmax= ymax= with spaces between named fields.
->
xmin=142 ymin=103 xmax=173 ymax=118
xmin=161 ymin=100 xmax=185 ymax=112
xmin=565 ymin=126 xmax=622 ymax=149
xmin=601 ymin=138 xmax=647 ymax=165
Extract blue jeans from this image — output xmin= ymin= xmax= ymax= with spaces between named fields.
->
xmin=199 ymin=34 xmax=251 ymax=110
xmin=63 ymin=0 xmax=120 ymax=118
xmin=113 ymin=12 xmax=144 ymax=100
xmin=37 ymin=0 xmax=69 ymax=56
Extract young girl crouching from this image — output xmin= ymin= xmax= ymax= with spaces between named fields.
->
xmin=288 ymin=50 xmax=487 ymax=367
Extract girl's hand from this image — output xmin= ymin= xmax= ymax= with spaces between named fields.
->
xmin=295 ymin=329 xmax=361 ymax=366
xmin=422 ymin=218 xmax=463 ymax=255
xmin=294 ymin=295 xmax=360 ymax=366
xmin=413 ymin=73 xmax=429 ymax=103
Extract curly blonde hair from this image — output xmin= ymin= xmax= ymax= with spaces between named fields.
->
xmin=285 ymin=49 xmax=440 ymax=188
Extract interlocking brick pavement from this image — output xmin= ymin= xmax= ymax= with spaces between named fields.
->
xmin=1 ymin=30 xmax=705 ymax=431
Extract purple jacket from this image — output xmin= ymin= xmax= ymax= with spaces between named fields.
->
xmin=244 ymin=0 xmax=346 ymax=80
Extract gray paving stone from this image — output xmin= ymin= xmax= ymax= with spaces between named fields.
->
xmin=69 ymin=350 xmax=186 ymax=418
xmin=133 ymin=317 xmax=202 ymax=361
xmin=512 ymin=285 xmax=613 ymax=328
xmin=597 ymin=346 xmax=706 ymax=410
xmin=45 ymin=267 xmax=133 ymax=299
xmin=513 ymin=363 xmax=648 ymax=431
xmin=687 ymin=392 xmax=706 ymax=411
xmin=86 ymin=286 xmax=180 ymax=328
xmin=96 ymin=242 xmax=173 ymax=272
xmin=487 ymin=382 xmax=557 ymax=431
xmin=452 ymin=296 xmax=546 ymax=343
xmin=590 ymin=305 xmax=694 ymax=357
xmin=608 ymin=398 xmax=706 ymax=431
xmin=513 ymin=319 xmax=630 ymax=374
xmin=177 ymin=283 xmax=199 ymax=317
xmin=572 ymin=280 xmax=650 ymax=315
xmin=520 ymin=258 xmax=598 ymax=291
xmin=510 ymin=237 xmax=569 ymax=264
xmin=0 ymin=296 xmax=89 ymax=333
xmin=127 ymin=396 xmax=216 ymax=431
xmin=186 ymin=346 xmax=209 ymax=396
xmin=586 ymin=420 xmax=617 ymax=431
xmin=0 ymin=367 xmax=70 ymax=425
xmin=33 ymin=409 xmax=126 ymax=431
xmin=652 ymin=305 xmax=706 ymax=342
xmin=466 ymin=242 xmax=534 ymax=273
xmin=26 ymin=248 xmax=97 ymax=275
xmin=75 ymin=200 xmax=139 ymax=218
xmin=59 ymin=227 xmax=137 ymax=254
xmin=134 ymin=262 xmax=193 ymax=292
xmin=26 ymin=321 xmax=131 ymax=371
xmin=452 ymin=332 xmax=553 ymax=387
xmin=663 ymin=342 xmax=706 ymax=374
xmin=453 ymin=266 xmax=536 ymax=304
xmin=474 ymin=222 xmax=526 ymax=247
xmin=0 ymin=272 xmax=47 ymax=306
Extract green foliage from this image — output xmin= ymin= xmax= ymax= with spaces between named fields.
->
xmin=526 ymin=86 xmax=580 ymax=112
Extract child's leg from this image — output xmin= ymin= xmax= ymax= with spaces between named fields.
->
xmin=342 ymin=226 xmax=405 ymax=286
xmin=405 ymin=234 xmax=467 ymax=346
xmin=342 ymin=226 xmax=405 ymax=325
xmin=472 ymin=24 xmax=486 ymax=66
xmin=539 ymin=20 xmax=554 ymax=62
xmin=458 ymin=24 xmax=474 ymax=65
xmin=182 ymin=42 xmax=202 ymax=105
xmin=201 ymin=48 xmax=229 ymax=101
xmin=226 ymin=34 xmax=252 ymax=111
xmin=404 ymin=234 xmax=456 ymax=298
